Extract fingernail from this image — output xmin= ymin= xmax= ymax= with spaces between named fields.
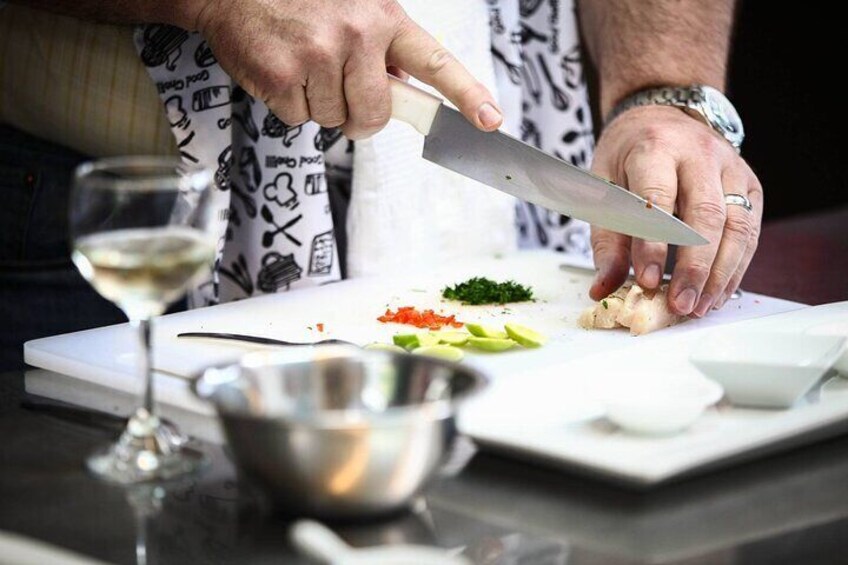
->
xmin=674 ymin=287 xmax=698 ymax=314
xmin=714 ymin=293 xmax=729 ymax=310
xmin=642 ymin=263 xmax=662 ymax=288
xmin=694 ymin=293 xmax=713 ymax=318
xmin=477 ymin=103 xmax=503 ymax=129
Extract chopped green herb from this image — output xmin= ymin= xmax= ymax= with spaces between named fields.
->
xmin=505 ymin=174 xmax=513 ymax=180
xmin=442 ymin=277 xmax=534 ymax=305
xmin=602 ymin=299 xmax=609 ymax=310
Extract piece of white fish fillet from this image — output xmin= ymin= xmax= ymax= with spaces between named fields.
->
xmin=578 ymin=284 xmax=685 ymax=336
xmin=578 ymin=285 xmax=628 ymax=329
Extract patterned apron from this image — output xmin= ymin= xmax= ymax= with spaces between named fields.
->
xmin=133 ymin=0 xmax=594 ymax=306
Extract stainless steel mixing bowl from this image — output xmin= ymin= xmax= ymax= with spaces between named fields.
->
xmin=193 ymin=345 xmax=487 ymax=518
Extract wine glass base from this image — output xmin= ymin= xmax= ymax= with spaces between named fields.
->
xmin=86 ymin=409 xmax=207 ymax=484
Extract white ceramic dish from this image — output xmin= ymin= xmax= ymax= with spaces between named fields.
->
xmin=590 ymin=371 xmax=724 ymax=435
xmin=805 ymin=320 xmax=848 ymax=377
xmin=689 ymin=331 xmax=846 ymax=408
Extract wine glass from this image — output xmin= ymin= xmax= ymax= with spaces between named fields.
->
xmin=70 ymin=157 xmax=218 ymax=483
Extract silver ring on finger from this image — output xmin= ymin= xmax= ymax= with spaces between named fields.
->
xmin=724 ymin=193 xmax=753 ymax=212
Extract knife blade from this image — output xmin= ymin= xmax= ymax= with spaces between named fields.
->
xmin=389 ymin=78 xmax=707 ymax=246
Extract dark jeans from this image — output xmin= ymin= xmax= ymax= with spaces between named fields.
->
xmin=0 ymin=125 xmax=124 ymax=372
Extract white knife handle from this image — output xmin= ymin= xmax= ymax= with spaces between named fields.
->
xmin=389 ymin=76 xmax=443 ymax=135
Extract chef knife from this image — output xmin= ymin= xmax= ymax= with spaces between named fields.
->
xmin=389 ymin=78 xmax=707 ymax=246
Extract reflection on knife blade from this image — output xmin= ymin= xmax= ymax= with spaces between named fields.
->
xmin=422 ymin=106 xmax=707 ymax=246
xmin=386 ymin=77 xmax=706 ymax=246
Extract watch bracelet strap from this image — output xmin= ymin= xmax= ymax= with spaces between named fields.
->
xmin=605 ymin=85 xmax=706 ymax=126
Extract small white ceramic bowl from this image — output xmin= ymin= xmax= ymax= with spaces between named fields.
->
xmin=689 ymin=331 xmax=846 ymax=409
xmin=591 ymin=371 xmax=724 ymax=435
xmin=805 ymin=321 xmax=848 ymax=377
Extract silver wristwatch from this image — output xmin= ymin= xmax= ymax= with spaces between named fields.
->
xmin=606 ymin=85 xmax=745 ymax=150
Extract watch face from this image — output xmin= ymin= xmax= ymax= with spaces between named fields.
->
xmin=701 ymin=86 xmax=745 ymax=148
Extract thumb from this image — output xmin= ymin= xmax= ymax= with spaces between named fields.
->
xmin=387 ymin=20 xmax=503 ymax=131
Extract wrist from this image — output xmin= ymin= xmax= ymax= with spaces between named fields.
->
xmin=601 ymin=76 xmax=727 ymax=118
xmin=144 ymin=0 xmax=209 ymax=31
xmin=605 ymin=84 xmax=744 ymax=150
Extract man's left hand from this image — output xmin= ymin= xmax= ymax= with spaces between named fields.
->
xmin=588 ymin=105 xmax=764 ymax=317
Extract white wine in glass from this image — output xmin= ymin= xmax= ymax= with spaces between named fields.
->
xmin=70 ymin=157 xmax=218 ymax=483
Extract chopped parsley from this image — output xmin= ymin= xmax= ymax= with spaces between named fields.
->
xmin=602 ymin=299 xmax=609 ymax=310
xmin=442 ymin=277 xmax=534 ymax=305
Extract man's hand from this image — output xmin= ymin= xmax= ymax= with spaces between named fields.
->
xmin=190 ymin=0 xmax=503 ymax=139
xmin=24 ymin=0 xmax=503 ymax=138
xmin=588 ymin=106 xmax=763 ymax=317
xmin=579 ymin=0 xmax=761 ymax=317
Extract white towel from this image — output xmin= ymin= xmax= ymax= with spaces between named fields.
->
xmin=346 ymin=0 xmax=518 ymax=278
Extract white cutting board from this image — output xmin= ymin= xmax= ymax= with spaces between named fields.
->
xmin=25 ymin=250 xmax=817 ymax=482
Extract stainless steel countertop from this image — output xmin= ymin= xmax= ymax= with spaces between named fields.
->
xmin=2 ymin=370 xmax=848 ymax=564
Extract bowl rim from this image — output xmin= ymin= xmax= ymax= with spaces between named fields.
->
xmin=190 ymin=346 xmax=489 ymax=428
xmin=689 ymin=331 xmax=846 ymax=369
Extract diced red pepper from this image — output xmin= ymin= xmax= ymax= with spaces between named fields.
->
xmin=376 ymin=306 xmax=464 ymax=330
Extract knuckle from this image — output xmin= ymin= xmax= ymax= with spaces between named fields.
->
xmin=425 ymin=47 xmax=456 ymax=77
xmin=374 ymin=0 xmax=406 ymax=26
xmin=748 ymin=178 xmax=764 ymax=202
xmin=747 ymin=231 xmax=760 ymax=255
xmin=347 ymin=102 xmax=391 ymax=137
xmin=639 ymin=124 xmax=674 ymax=147
xmin=456 ymin=81 xmax=489 ymax=109
xmin=723 ymin=213 xmax=754 ymax=243
xmin=680 ymin=260 xmax=712 ymax=284
xmin=308 ymin=94 xmax=347 ymax=126
xmin=272 ymin=105 xmax=309 ymax=126
xmin=343 ymin=21 xmax=372 ymax=46
xmin=638 ymin=186 xmax=675 ymax=209
xmin=592 ymin=238 xmax=627 ymax=258
xmin=307 ymin=40 xmax=336 ymax=66
xmin=357 ymin=111 xmax=391 ymax=133
xmin=708 ymin=266 xmax=734 ymax=289
xmin=691 ymin=199 xmax=727 ymax=231
xmin=314 ymin=110 xmax=346 ymax=128
xmin=697 ymin=132 xmax=726 ymax=158
xmin=629 ymin=134 xmax=672 ymax=157
xmin=269 ymin=68 xmax=302 ymax=92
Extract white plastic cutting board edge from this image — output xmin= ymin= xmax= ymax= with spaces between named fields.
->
xmin=24 ymin=251 xmax=818 ymax=484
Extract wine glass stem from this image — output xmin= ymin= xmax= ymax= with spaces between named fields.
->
xmin=133 ymin=318 xmax=155 ymax=416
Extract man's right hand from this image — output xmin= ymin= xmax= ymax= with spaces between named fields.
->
xmin=183 ymin=0 xmax=503 ymax=139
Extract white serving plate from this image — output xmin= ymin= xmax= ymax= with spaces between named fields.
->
xmin=23 ymin=251 xmax=815 ymax=485
xmin=460 ymin=301 xmax=848 ymax=486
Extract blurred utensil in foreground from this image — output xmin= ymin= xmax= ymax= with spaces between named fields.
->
xmin=290 ymin=520 xmax=470 ymax=565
